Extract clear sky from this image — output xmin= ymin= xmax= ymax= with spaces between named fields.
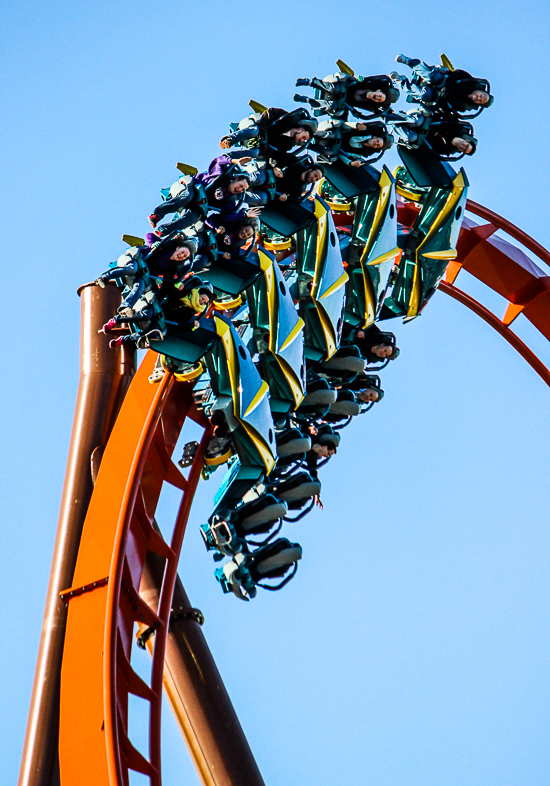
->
xmin=2 ymin=1 xmax=550 ymax=784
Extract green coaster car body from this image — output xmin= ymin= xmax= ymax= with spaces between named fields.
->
xmin=336 ymin=165 xmax=400 ymax=329
xmin=382 ymin=162 xmax=468 ymax=320
xmin=206 ymin=315 xmax=277 ymax=477
xmin=295 ymin=196 xmax=348 ymax=361
xmin=247 ymin=252 xmax=306 ymax=413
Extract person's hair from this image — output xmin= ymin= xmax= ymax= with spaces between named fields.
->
xmin=305 ymin=164 xmax=325 ymax=177
xmin=238 ymin=216 xmax=261 ymax=233
xmin=198 ymin=286 xmax=214 ymax=301
xmin=231 ymin=174 xmax=250 ymax=184
xmin=149 ymin=233 xmax=195 ymax=259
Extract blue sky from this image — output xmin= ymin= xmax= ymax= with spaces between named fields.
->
xmin=2 ymin=1 xmax=550 ymax=784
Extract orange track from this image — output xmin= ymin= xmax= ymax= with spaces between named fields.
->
xmin=58 ymin=201 xmax=550 ymax=786
xmin=59 ymin=352 xmax=211 ymax=786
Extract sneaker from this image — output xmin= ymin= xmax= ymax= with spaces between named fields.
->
xmin=395 ymin=54 xmax=411 ymax=66
xmin=117 ymin=306 xmax=135 ymax=319
xmin=293 ymin=94 xmax=308 ymax=103
xmin=99 ymin=317 xmax=117 ymax=334
xmin=148 ymin=214 xmax=160 ymax=228
xmin=295 ymin=78 xmax=310 ymax=87
xmin=109 ymin=336 xmax=124 ymax=349
xmin=95 ymin=276 xmax=107 ymax=288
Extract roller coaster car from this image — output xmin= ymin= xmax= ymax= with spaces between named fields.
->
xmin=312 ymin=344 xmax=366 ymax=384
xmin=230 ymin=493 xmax=288 ymax=538
xmin=267 ymin=470 xmax=321 ymax=522
xmin=247 ymin=255 xmax=306 ymax=413
xmin=295 ymin=376 xmax=337 ymax=421
xmin=295 ymin=197 xmax=349 ymax=361
xmin=205 ymin=315 xmax=277 ymax=480
xmin=203 ymin=243 xmax=268 ymax=297
xmin=259 ymin=198 xmax=318 ymax=238
xmin=201 ymin=493 xmax=289 ymax=559
xmin=397 ymin=143 xmax=458 ymax=189
xmin=381 ymin=163 xmax=468 ymax=321
xmin=322 ymin=160 xmax=380 ymax=199
xmin=322 ymin=389 xmax=361 ymax=427
xmin=336 ymin=167 xmax=400 ymax=329
xmin=148 ymin=317 xmax=219 ymax=363
xmin=270 ymin=428 xmax=312 ymax=478
xmin=215 ymin=538 xmax=303 ymax=601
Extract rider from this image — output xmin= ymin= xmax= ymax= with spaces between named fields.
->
xmin=313 ymin=120 xmax=392 ymax=166
xmin=295 ymin=72 xmax=399 ymax=120
xmin=392 ymin=55 xmax=493 ymax=114
xmin=220 ymin=107 xmax=317 ymax=166
xmin=426 ymin=119 xmax=477 ymax=157
xmin=149 ymin=157 xmax=251 ymax=235
xmin=345 ymin=324 xmax=400 ymax=364
xmin=274 ymin=159 xmax=325 ymax=202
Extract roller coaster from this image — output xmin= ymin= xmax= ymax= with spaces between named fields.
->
xmin=18 ymin=57 xmax=550 ymax=786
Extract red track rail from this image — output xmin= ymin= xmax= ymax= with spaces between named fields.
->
xmin=398 ymin=197 xmax=550 ymax=387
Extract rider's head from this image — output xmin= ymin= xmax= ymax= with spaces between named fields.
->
xmin=356 ymin=387 xmax=383 ymax=403
xmin=227 ymin=175 xmax=250 ymax=195
xmin=469 ymin=89 xmax=490 ymax=106
xmin=290 ymin=127 xmax=311 ymax=145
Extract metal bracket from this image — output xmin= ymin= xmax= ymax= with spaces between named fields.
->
xmin=59 ymin=576 xmax=109 ymax=604
xmin=171 ymin=607 xmax=205 ymax=626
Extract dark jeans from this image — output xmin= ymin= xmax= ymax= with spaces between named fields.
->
xmin=152 ymin=185 xmax=195 ymax=219
xmin=100 ymin=261 xmax=146 ymax=308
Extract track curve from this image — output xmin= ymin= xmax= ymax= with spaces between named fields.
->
xmin=59 ymin=198 xmax=550 ymax=786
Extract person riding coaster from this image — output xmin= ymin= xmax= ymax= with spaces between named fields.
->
xmin=273 ymin=158 xmax=325 ymax=203
xmin=162 ymin=278 xmax=215 ymax=331
xmin=220 ymin=107 xmax=318 ymax=167
xmin=95 ymin=232 xmax=196 ymax=319
xmin=103 ymin=290 xmax=167 ymax=350
xmin=95 ymin=244 xmax=154 ymax=319
xmin=390 ymin=110 xmax=477 ymax=159
xmin=425 ymin=119 xmax=477 ymax=159
xmin=390 ymin=54 xmax=493 ymax=118
xmin=343 ymin=324 xmax=400 ymax=366
xmin=149 ymin=156 xmax=251 ymax=236
xmin=312 ymin=119 xmax=393 ymax=167
xmin=294 ymin=72 xmax=399 ymax=121
xmin=305 ymin=424 xmax=340 ymax=479
xmin=207 ymin=212 xmax=260 ymax=259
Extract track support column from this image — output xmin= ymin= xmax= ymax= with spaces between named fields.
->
xmin=18 ymin=283 xmax=135 ymax=786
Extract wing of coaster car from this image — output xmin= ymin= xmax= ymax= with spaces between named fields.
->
xmin=296 ymin=196 xmax=349 ymax=360
xmin=343 ymin=166 xmax=401 ymax=328
xmin=397 ymin=143 xmax=457 ymax=188
xmin=259 ymin=199 xmax=317 ymax=237
xmin=206 ymin=315 xmax=277 ymax=479
xmin=149 ymin=317 xmax=220 ymax=363
xmin=205 ymin=247 xmax=269 ymax=296
xmin=383 ymin=167 xmax=469 ymax=320
xmin=322 ymin=160 xmax=380 ymax=199
xmin=247 ymin=253 xmax=306 ymax=413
